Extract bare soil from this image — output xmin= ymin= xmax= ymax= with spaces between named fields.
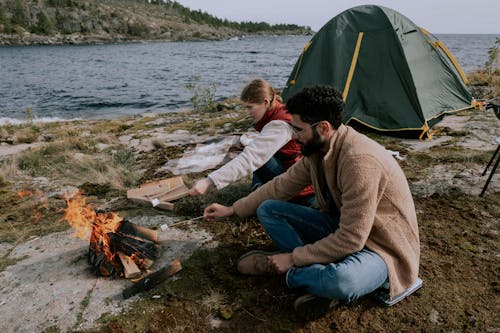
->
xmin=0 ymin=107 xmax=498 ymax=333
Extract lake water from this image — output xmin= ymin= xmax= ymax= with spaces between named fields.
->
xmin=0 ymin=34 xmax=497 ymax=124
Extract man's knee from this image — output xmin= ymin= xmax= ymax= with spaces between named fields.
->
xmin=256 ymin=199 xmax=280 ymax=219
xmin=323 ymin=265 xmax=363 ymax=303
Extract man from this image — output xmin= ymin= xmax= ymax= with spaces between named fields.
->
xmin=204 ymin=86 xmax=421 ymax=321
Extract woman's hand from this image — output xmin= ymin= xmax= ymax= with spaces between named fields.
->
xmin=188 ymin=178 xmax=213 ymax=196
xmin=203 ymin=203 xmax=234 ymax=221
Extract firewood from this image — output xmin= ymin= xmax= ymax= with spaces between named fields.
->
xmin=156 ymin=185 xmax=189 ymax=202
xmin=142 ymin=258 xmax=154 ymax=269
xmin=122 ymin=259 xmax=182 ymax=299
xmin=155 ymin=201 xmax=175 ymax=211
xmin=119 ymin=220 xmax=158 ymax=242
xmin=117 ymin=252 xmax=142 ymax=279
xmin=126 ymin=176 xmax=187 ymax=211
xmin=109 ymin=232 xmax=160 ymax=260
xmin=126 ymin=176 xmax=185 ymax=198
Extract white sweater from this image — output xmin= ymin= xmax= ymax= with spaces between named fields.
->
xmin=208 ymin=120 xmax=294 ymax=189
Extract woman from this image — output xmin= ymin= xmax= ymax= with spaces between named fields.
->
xmin=188 ymin=78 xmax=313 ymax=203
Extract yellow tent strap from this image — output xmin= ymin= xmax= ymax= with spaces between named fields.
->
xmin=289 ymin=41 xmax=312 ymax=86
xmin=343 ymin=32 xmax=364 ymax=102
xmin=419 ymin=122 xmax=433 ymax=141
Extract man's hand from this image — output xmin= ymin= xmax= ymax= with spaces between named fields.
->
xmin=268 ymin=253 xmax=294 ymax=274
xmin=188 ymin=178 xmax=213 ymax=196
xmin=203 ymin=203 xmax=234 ymax=221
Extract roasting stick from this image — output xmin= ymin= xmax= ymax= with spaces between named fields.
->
xmin=160 ymin=215 xmax=204 ymax=231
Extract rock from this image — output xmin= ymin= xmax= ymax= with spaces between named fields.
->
xmin=429 ymin=308 xmax=441 ymax=324
xmin=219 ymin=307 xmax=233 ymax=320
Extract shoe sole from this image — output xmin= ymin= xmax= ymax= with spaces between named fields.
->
xmin=294 ymin=295 xmax=337 ymax=321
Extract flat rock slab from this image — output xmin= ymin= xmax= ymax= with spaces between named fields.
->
xmin=0 ymin=216 xmax=213 ymax=333
xmin=0 ymin=142 xmax=43 ymax=160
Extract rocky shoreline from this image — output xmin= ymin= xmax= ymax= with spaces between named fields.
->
xmin=0 ymin=0 xmax=313 ymax=47
xmin=0 ymin=29 xmax=312 ymax=46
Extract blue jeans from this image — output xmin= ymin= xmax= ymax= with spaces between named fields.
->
xmin=256 ymin=200 xmax=388 ymax=303
xmin=252 ymin=156 xmax=285 ymax=190
xmin=252 ymin=158 xmax=316 ymax=206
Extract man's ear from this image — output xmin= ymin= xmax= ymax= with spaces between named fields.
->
xmin=317 ymin=121 xmax=330 ymax=136
xmin=315 ymin=121 xmax=328 ymax=135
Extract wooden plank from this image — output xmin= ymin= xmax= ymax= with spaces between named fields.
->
xmin=127 ymin=177 xmax=185 ymax=198
xmin=127 ymin=176 xmax=188 ymax=211
xmin=126 ymin=196 xmax=176 ymax=211
xmin=117 ymin=252 xmax=142 ymax=279
xmin=155 ymin=185 xmax=189 ymax=202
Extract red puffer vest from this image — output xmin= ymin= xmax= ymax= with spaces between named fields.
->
xmin=253 ymin=101 xmax=314 ymax=199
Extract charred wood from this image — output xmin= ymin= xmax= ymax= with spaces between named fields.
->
xmin=122 ymin=259 xmax=182 ymax=299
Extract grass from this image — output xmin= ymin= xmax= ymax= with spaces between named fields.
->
xmin=80 ymin=184 xmax=499 ymax=333
xmin=13 ymin=126 xmax=40 ymax=144
xmin=0 ymin=183 xmax=69 ymax=244
xmin=467 ymin=68 xmax=500 ymax=98
xmin=4 ymin=133 xmax=140 ymax=189
xmin=0 ymin=104 xmax=253 ymax=246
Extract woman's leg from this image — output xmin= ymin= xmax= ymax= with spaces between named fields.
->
xmin=252 ymin=156 xmax=285 ymax=190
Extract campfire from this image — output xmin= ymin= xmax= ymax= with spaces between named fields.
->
xmin=63 ymin=192 xmax=161 ymax=278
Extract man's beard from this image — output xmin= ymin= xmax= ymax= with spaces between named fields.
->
xmin=301 ymin=130 xmax=323 ymax=156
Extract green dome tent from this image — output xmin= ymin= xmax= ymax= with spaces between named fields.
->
xmin=281 ymin=5 xmax=472 ymax=139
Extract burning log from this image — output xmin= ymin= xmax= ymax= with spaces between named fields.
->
xmin=118 ymin=220 xmax=158 ymax=243
xmin=63 ymin=193 xmax=167 ymax=279
xmin=122 ymin=259 xmax=182 ymax=299
xmin=87 ymin=219 xmax=161 ymax=277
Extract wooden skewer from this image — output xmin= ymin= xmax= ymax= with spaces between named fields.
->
xmin=160 ymin=216 xmax=204 ymax=230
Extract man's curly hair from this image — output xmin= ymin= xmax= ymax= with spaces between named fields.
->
xmin=286 ymin=85 xmax=344 ymax=129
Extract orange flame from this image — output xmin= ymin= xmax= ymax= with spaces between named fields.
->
xmin=64 ymin=192 xmax=123 ymax=260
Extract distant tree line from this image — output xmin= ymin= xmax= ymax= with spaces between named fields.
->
xmin=163 ymin=0 xmax=308 ymax=33
xmin=0 ymin=0 xmax=310 ymax=36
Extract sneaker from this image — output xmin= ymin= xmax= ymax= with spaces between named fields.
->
xmin=236 ymin=250 xmax=277 ymax=276
xmin=294 ymin=294 xmax=339 ymax=321
xmin=372 ymin=277 xmax=423 ymax=306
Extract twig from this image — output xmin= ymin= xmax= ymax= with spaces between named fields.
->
xmin=241 ymin=308 xmax=267 ymax=322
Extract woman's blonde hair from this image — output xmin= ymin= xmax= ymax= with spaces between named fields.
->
xmin=240 ymin=78 xmax=282 ymax=108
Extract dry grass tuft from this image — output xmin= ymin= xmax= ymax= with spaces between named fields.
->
xmin=201 ymin=288 xmax=228 ymax=313
xmin=14 ymin=126 xmax=40 ymax=144
xmin=467 ymin=68 xmax=500 ymax=98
